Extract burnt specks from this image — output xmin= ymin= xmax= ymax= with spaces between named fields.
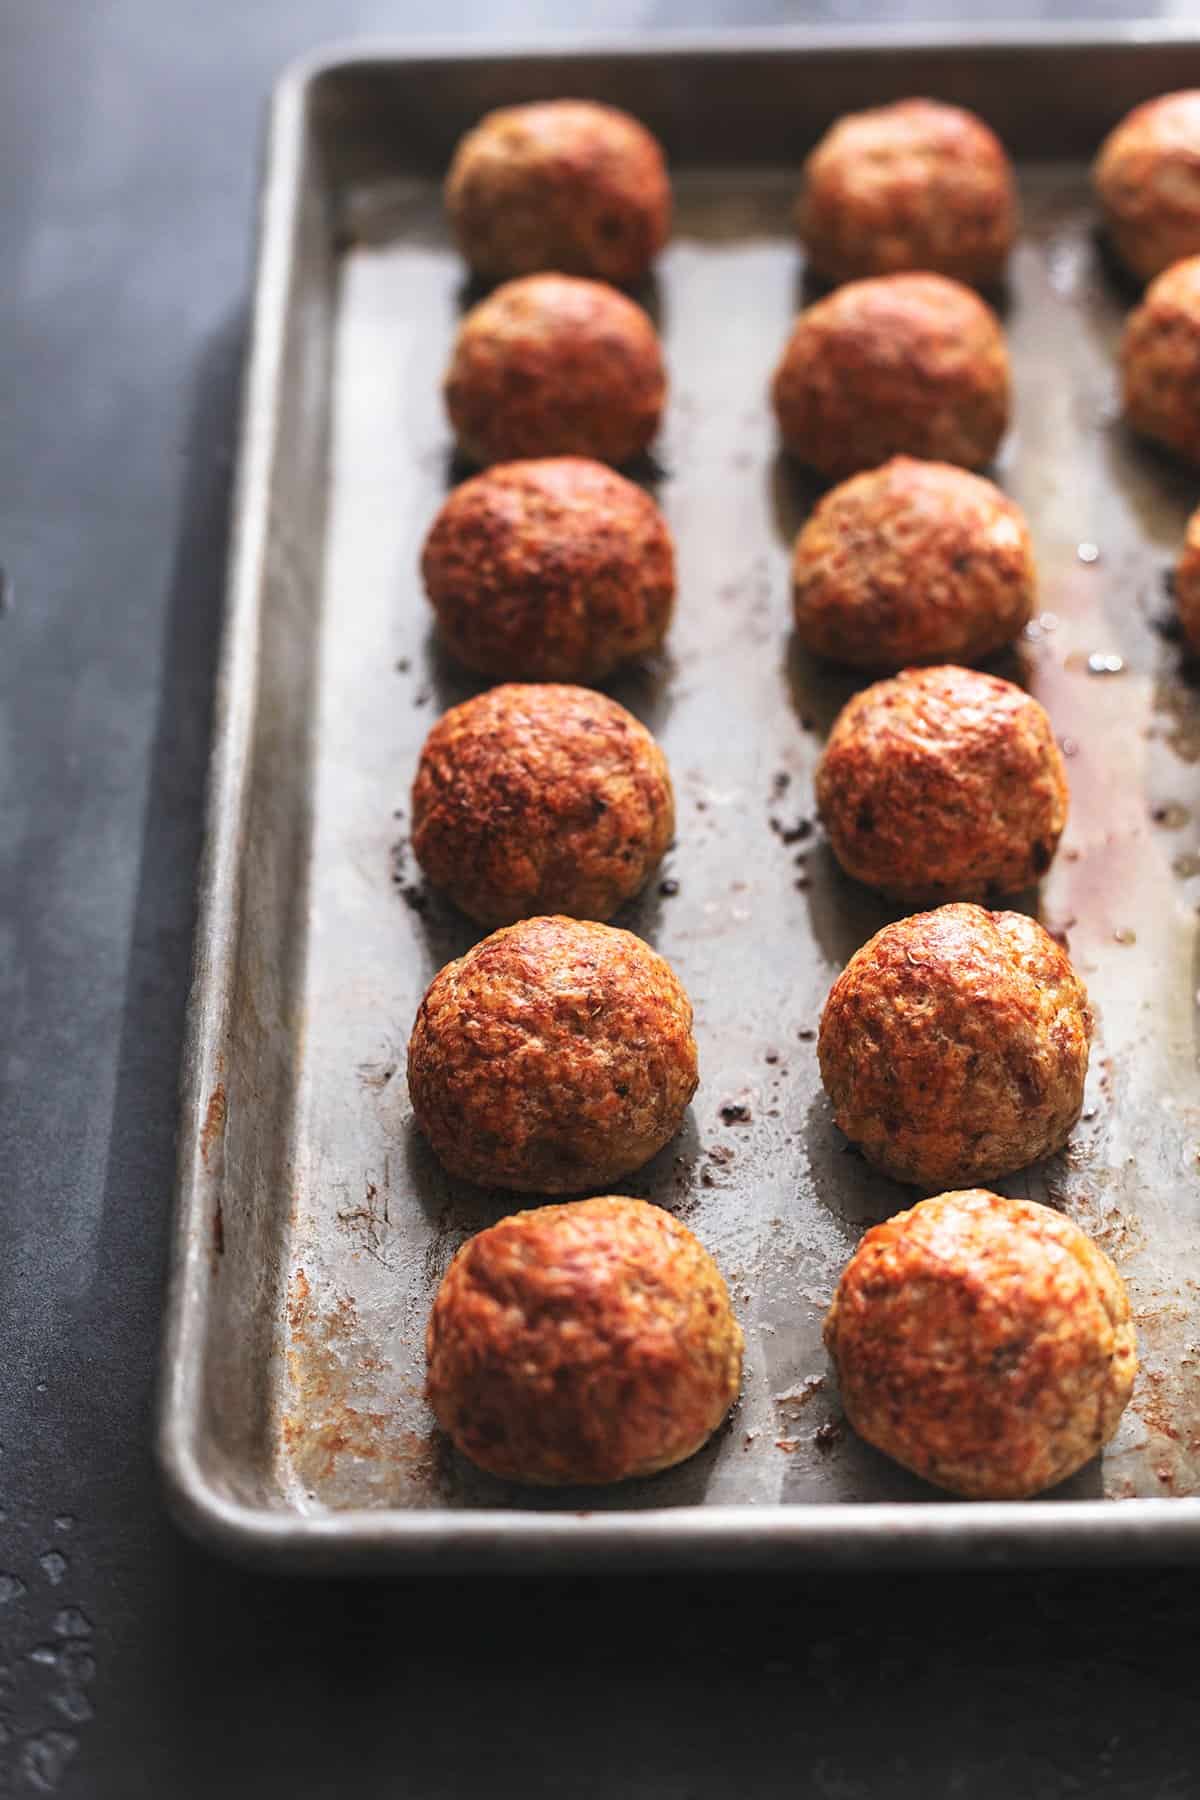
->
xmin=770 ymin=814 xmax=814 ymax=846
xmin=391 ymin=835 xmax=432 ymax=914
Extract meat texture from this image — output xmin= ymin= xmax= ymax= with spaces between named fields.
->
xmin=411 ymin=683 xmax=674 ymax=925
xmin=444 ymin=273 xmax=665 ymax=466
xmin=817 ymin=904 xmax=1092 ymax=1189
xmin=771 ymin=274 xmax=1010 ymax=479
xmin=815 ymin=665 xmax=1069 ymax=902
xmin=446 ymin=100 xmax=671 ymax=285
xmin=1121 ymin=254 xmax=1200 ymax=464
xmin=421 ymin=458 xmax=674 ymax=682
xmin=408 ymin=916 xmax=698 ymax=1192
xmin=797 ymin=98 xmax=1017 ymax=286
xmin=824 ymin=1188 xmax=1138 ymax=1498
xmin=791 ymin=457 xmax=1035 ymax=669
xmin=427 ymin=1194 xmax=743 ymax=1484
xmin=1094 ymin=90 xmax=1200 ymax=283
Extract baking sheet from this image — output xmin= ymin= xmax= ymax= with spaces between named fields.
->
xmin=160 ymin=33 xmax=1200 ymax=1568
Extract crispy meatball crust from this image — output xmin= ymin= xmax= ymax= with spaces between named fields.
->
xmin=791 ymin=458 xmax=1035 ymax=669
xmin=797 ymin=99 xmax=1018 ymax=287
xmin=408 ymin=916 xmax=698 ymax=1192
xmin=444 ymin=274 xmax=666 ymax=467
xmin=411 ymin=684 xmax=675 ymax=926
xmin=426 ymin=1195 xmax=744 ymax=1485
xmin=815 ymin=667 xmax=1069 ymax=903
xmin=1121 ymin=255 xmax=1200 ymax=464
xmin=421 ymin=458 xmax=675 ymax=683
xmin=445 ymin=100 xmax=671 ymax=286
xmin=1175 ymin=503 xmax=1200 ymax=651
xmin=824 ymin=1189 xmax=1138 ymax=1498
xmin=818 ymin=904 xmax=1093 ymax=1190
xmin=771 ymin=275 xmax=1010 ymax=480
xmin=1094 ymin=91 xmax=1200 ymax=284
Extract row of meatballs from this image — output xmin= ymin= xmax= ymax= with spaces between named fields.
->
xmin=411 ymin=93 xmax=1161 ymax=1503
xmin=447 ymin=87 xmax=1200 ymax=290
xmin=414 ymin=886 xmax=1125 ymax=1501
xmin=442 ymin=88 xmax=1200 ymax=514
xmin=413 ymin=539 xmax=1123 ymax=1500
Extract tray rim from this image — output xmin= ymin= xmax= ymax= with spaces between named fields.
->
xmin=158 ymin=26 xmax=1200 ymax=1572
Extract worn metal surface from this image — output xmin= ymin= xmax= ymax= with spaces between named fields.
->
xmin=161 ymin=33 xmax=1200 ymax=1569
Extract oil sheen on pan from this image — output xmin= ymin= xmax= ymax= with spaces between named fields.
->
xmin=164 ymin=51 xmax=1200 ymax=1566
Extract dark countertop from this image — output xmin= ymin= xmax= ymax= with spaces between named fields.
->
xmin=0 ymin=3 xmax=1196 ymax=1795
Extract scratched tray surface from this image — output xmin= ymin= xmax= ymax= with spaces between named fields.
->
xmin=271 ymin=160 xmax=1200 ymax=1519
xmin=162 ymin=43 xmax=1200 ymax=1565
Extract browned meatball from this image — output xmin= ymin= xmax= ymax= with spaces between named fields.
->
xmin=824 ymin=1189 xmax=1137 ymax=1499
xmin=445 ymin=100 xmax=671 ymax=286
xmin=791 ymin=458 xmax=1035 ymax=669
xmin=408 ymin=916 xmax=698 ymax=1192
xmin=1094 ymin=91 xmax=1200 ymax=284
xmin=818 ymin=904 xmax=1092 ymax=1190
xmin=1174 ymin=503 xmax=1200 ymax=651
xmin=1121 ymin=255 xmax=1200 ymax=464
xmin=771 ymin=275 xmax=1010 ymax=479
xmin=444 ymin=274 xmax=665 ymax=467
xmin=815 ymin=667 xmax=1069 ymax=903
xmin=426 ymin=1195 xmax=743 ymax=1485
xmin=411 ymin=684 xmax=674 ymax=926
xmin=421 ymin=458 xmax=674 ymax=682
xmin=797 ymin=99 xmax=1017 ymax=287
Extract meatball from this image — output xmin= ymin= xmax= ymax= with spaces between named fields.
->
xmin=445 ymin=100 xmax=671 ymax=286
xmin=824 ymin=1189 xmax=1138 ymax=1499
xmin=408 ymin=915 xmax=698 ymax=1192
xmin=791 ymin=458 xmax=1035 ymax=669
xmin=421 ymin=458 xmax=674 ymax=682
xmin=1174 ymin=502 xmax=1200 ymax=651
xmin=815 ymin=667 xmax=1069 ymax=903
xmin=1094 ymin=91 xmax=1200 ymax=284
xmin=1121 ymin=254 xmax=1200 ymax=464
xmin=771 ymin=273 xmax=1010 ymax=479
xmin=411 ymin=684 xmax=674 ymax=926
xmin=426 ymin=1195 xmax=743 ymax=1485
xmin=444 ymin=274 xmax=665 ymax=467
xmin=797 ymin=99 xmax=1017 ymax=287
xmin=817 ymin=904 xmax=1092 ymax=1190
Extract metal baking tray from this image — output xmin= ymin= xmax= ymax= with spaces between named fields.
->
xmin=159 ymin=27 xmax=1200 ymax=1570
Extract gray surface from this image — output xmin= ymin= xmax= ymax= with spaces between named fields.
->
xmin=163 ymin=39 xmax=1200 ymax=1571
xmin=2 ymin=0 xmax=1200 ymax=1793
